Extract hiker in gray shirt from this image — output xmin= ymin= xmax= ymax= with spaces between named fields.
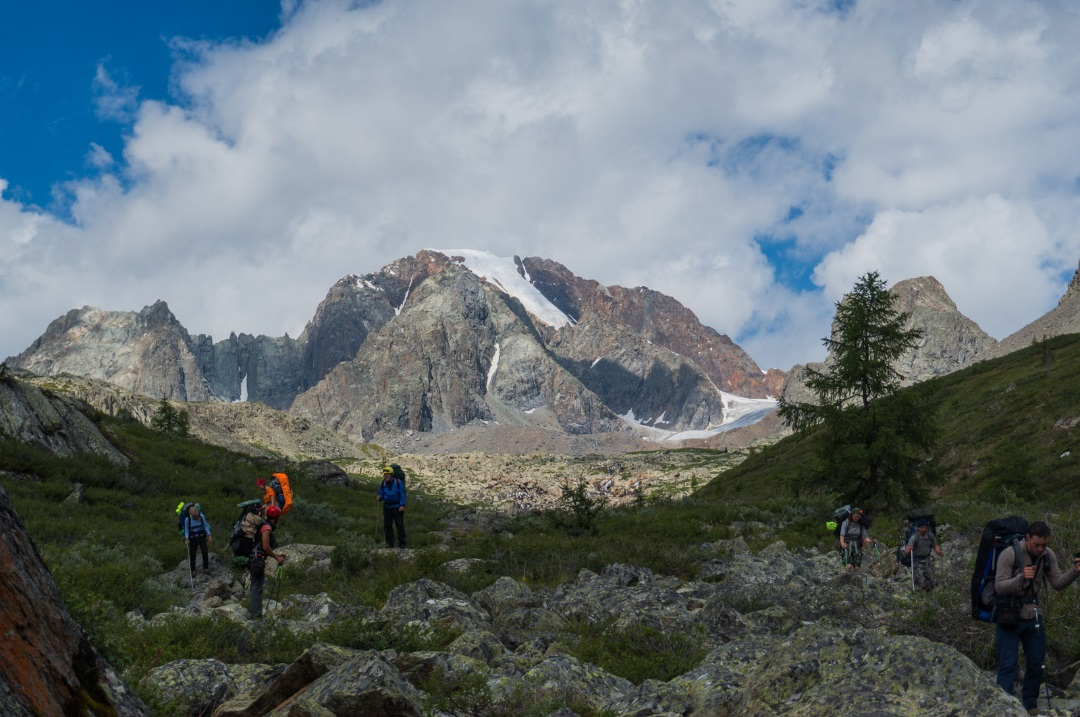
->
xmin=993 ymin=521 xmax=1080 ymax=715
xmin=839 ymin=508 xmax=871 ymax=574
xmin=903 ymin=518 xmax=943 ymax=591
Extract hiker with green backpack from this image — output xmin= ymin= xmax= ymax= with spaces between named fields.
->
xmin=991 ymin=521 xmax=1080 ymax=716
xmin=182 ymin=503 xmax=213 ymax=575
xmin=838 ymin=507 xmax=872 ymax=574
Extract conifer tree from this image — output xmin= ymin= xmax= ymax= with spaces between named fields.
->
xmin=150 ymin=395 xmax=190 ymax=438
xmin=779 ymin=271 xmax=938 ymax=508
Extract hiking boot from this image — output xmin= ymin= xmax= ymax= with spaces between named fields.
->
xmin=1027 ymin=709 xmax=1043 ymax=716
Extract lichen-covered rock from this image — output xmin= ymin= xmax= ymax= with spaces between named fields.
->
xmin=517 ymin=653 xmax=635 ymax=714
xmin=390 ymin=650 xmax=489 ymax=688
xmin=213 ymin=643 xmax=361 ymax=717
xmin=267 ymin=544 xmax=335 ymax=577
xmin=471 ymin=575 xmax=538 ymax=617
xmin=446 ymin=629 xmax=509 ymax=664
xmin=141 ymin=659 xmax=280 ymax=716
xmin=266 ymin=652 xmax=424 ymax=717
xmin=380 ymin=578 xmax=492 ymax=633
xmin=738 ymin=623 xmax=1029 ymax=717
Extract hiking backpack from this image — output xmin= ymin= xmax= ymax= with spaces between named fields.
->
xmin=389 ymin=463 xmax=406 ymax=482
xmin=228 ymin=500 xmax=264 ymax=557
xmin=176 ymin=501 xmax=201 ymax=535
xmin=267 ymin=472 xmax=294 ymax=514
xmin=830 ymin=505 xmax=851 ymax=543
xmin=970 ymin=516 xmax=1028 ymax=622
xmin=896 ymin=510 xmax=936 ymax=567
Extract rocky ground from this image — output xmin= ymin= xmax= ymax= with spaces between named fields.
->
xmin=139 ymin=521 xmax=1080 ymax=717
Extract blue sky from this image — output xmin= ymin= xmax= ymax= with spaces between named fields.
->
xmin=3 ymin=0 xmax=1080 ymax=375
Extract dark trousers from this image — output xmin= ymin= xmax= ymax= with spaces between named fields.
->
xmin=187 ymin=536 xmax=209 ymax=571
xmin=997 ymin=617 xmax=1046 ymax=710
xmin=249 ymin=565 xmax=266 ymax=618
xmin=383 ymin=506 xmax=406 ymax=548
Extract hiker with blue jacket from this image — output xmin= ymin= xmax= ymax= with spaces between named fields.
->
xmin=903 ymin=518 xmax=943 ymax=591
xmin=377 ymin=465 xmax=407 ymax=548
xmin=994 ymin=521 xmax=1080 ymax=715
xmin=183 ymin=504 xmax=213 ymax=575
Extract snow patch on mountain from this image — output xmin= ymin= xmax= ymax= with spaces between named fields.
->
xmin=436 ymin=249 xmax=572 ymax=328
xmin=618 ymin=392 xmax=778 ymax=441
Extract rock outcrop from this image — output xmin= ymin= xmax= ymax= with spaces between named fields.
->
xmin=986 ymin=258 xmax=1080 ymax=360
xmin=0 ymin=368 xmax=128 ymax=465
xmin=0 ymin=480 xmax=149 ymax=715
xmin=782 ymin=275 xmax=998 ymax=403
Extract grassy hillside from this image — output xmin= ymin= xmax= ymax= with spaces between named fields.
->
xmin=3 ymin=335 xmax=1080 ymax=709
xmin=701 ymin=332 xmax=1080 ymax=513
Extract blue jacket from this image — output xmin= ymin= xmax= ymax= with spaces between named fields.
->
xmin=184 ymin=515 xmax=211 ymax=539
xmin=378 ymin=478 xmax=406 ymax=509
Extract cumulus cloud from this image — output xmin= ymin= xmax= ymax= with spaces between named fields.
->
xmin=3 ymin=0 xmax=1080 ymax=374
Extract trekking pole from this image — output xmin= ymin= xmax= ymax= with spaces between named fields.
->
xmin=1033 ymin=603 xmax=1052 ymax=713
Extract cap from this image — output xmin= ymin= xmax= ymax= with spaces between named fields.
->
xmin=266 ymin=505 xmax=282 ymax=519
xmin=383 ymin=466 xmax=393 ymax=474
xmin=916 ymin=518 xmax=929 ymax=527
xmin=256 ymin=478 xmax=266 ymax=487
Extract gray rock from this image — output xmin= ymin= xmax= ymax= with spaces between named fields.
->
xmin=379 ymin=578 xmax=492 ymax=633
xmin=265 ymin=652 xmax=424 ymax=717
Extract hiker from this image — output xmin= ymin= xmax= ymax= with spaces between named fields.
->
xmin=903 ymin=518 xmax=943 ymax=591
xmin=183 ymin=504 xmax=213 ymax=574
xmin=994 ymin=521 xmax=1080 ymax=715
xmin=249 ymin=505 xmax=286 ymax=619
xmin=838 ymin=508 xmax=871 ymax=573
xmin=257 ymin=473 xmax=293 ymax=515
xmin=377 ymin=465 xmax=407 ymax=548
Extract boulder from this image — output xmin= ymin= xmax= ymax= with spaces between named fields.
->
xmin=0 ymin=481 xmax=148 ymax=715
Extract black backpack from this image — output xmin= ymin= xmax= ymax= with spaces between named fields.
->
xmin=228 ymin=500 xmax=264 ymax=557
xmin=970 ymin=516 xmax=1028 ymax=622
xmin=390 ymin=463 xmax=407 ymax=482
xmin=831 ymin=505 xmax=851 ymax=542
xmin=897 ymin=510 xmax=936 ymax=567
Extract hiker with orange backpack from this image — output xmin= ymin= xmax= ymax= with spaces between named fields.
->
xmin=257 ymin=473 xmax=293 ymax=515
xmin=248 ymin=505 xmax=286 ymax=619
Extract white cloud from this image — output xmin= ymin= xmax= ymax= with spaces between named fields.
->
xmin=3 ymin=0 xmax=1080 ymax=375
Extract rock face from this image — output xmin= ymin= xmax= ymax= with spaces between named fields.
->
xmin=782 ymin=275 xmax=997 ymax=402
xmin=0 ymin=368 xmax=129 ymax=465
xmin=890 ymin=276 xmax=998 ymax=383
xmin=985 ymin=258 xmax=1080 ymax=360
xmin=10 ymin=250 xmax=780 ymax=441
xmin=0 ymin=480 xmax=149 ymax=716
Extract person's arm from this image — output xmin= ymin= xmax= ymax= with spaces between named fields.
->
xmin=184 ymin=517 xmax=190 ymax=541
xmin=261 ymin=527 xmax=284 ymax=565
xmin=1046 ymin=547 xmax=1080 ymax=590
xmin=399 ymin=480 xmax=406 ymax=511
xmin=904 ymin=535 xmax=914 ymax=555
xmin=995 ymin=545 xmax=1024 ymax=595
xmin=933 ymin=535 xmax=942 ymax=557
xmin=205 ymin=518 xmax=212 ymax=542
xmin=839 ymin=521 xmax=847 ymax=549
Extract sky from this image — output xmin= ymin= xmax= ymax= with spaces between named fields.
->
xmin=3 ymin=0 xmax=1080 ymax=374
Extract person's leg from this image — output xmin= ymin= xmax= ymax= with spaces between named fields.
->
xmin=393 ymin=511 xmax=407 ymax=548
xmin=383 ymin=507 xmax=395 ymax=547
xmin=249 ymin=567 xmax=265 ymax=618
xmin=996 ymin=624 xmax=1021 ymax=695
xmin=1020 ymin=619 xmax=1046 ymax=711
xmin=188 ymin=540 xmax=197 ymax=572
xmin=199 ymin=536 xmax=210 ymax=571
